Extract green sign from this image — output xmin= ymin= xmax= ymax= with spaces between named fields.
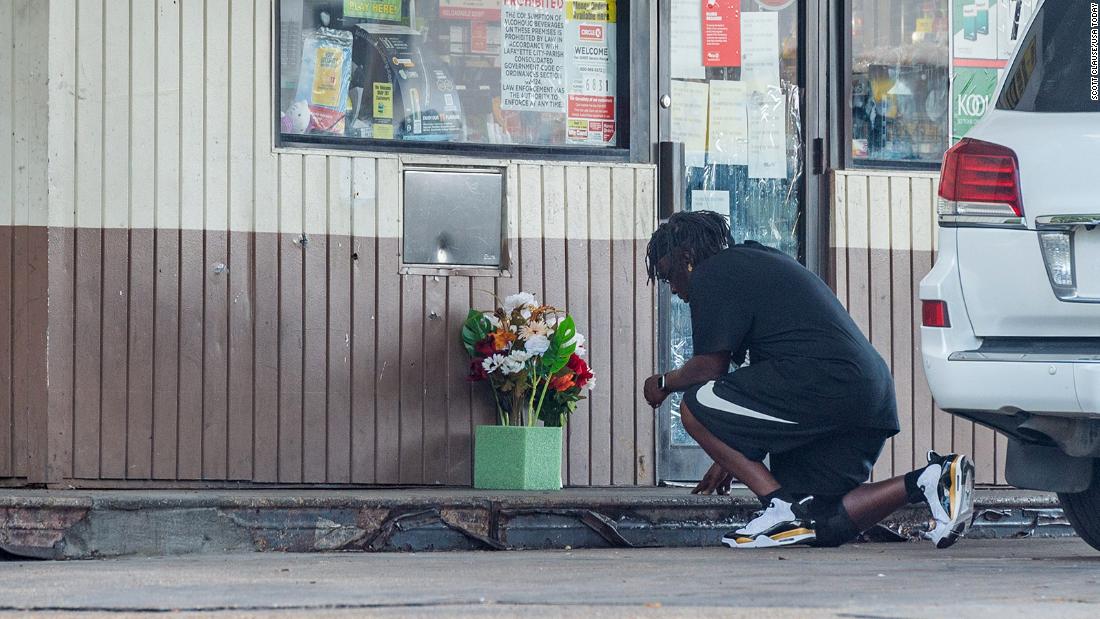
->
xmin=952 ymin=67 xmax=999 ymax=142
xmin=344 ymin=0 xmax=403 ymax=22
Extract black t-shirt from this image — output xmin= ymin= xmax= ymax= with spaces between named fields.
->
xmin=690 ymin=242 xmax=900 ymax=432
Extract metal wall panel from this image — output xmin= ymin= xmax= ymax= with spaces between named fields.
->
xmin=832 ymin=171 xmax=1006 ymax=486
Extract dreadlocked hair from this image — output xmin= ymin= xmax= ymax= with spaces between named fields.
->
xmin=645 ymin=210 xmax=731 ymax=283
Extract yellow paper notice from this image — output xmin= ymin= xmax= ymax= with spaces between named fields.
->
xmin=311 ymin=47 xmax=346 ymax=108
xmin=373 ymin=83 xmax=394 ymax=119
xmin=566 ymin=1 xmax=616 ymax=23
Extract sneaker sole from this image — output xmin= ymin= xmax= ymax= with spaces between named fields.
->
xmin=936 ymin=455 xmax=976 ymax=549
xmin=721 ymin=528 xmax=816 ymax=549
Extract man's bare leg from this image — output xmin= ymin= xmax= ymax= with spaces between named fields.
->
xmin=680 ymin=401 xmax=780 ymax=497
xmin=840 ymin=478 xmax=909 ymax=530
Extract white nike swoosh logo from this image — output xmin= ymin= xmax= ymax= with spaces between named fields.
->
xmin=696 ymin=382 xmax=797 ymax=425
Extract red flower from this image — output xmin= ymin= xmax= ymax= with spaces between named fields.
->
xmin=467 ymin=358 xmax=488 ymax=382
xmin=549 ymin=372 xmax=576 ymax=392
xmin=475 ymin=337 xmax=496 ymax=357
xmin=566 ymin=354 xmax=593 ymax=388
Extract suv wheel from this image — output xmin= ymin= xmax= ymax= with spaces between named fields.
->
xmin=1058 ymin=459 xmax=1100 ymax=551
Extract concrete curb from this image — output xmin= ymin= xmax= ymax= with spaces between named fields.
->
xmin=0 ymin=488 xmax=1071 ymax=559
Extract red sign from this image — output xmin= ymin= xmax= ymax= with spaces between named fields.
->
xmin=568 ymin=95 xmax=615 ymax=120
xmin=579 ymin=25 xmax=604 ymax=41
xmin=439 ymin=1 xmax=501 ymax=21
xmin=701 ymin=0 xmax=741 ymax=67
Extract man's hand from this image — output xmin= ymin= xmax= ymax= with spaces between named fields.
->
xmin=643 ymin=374 xmax=668 ymax=408
xmin=692 ymin=462 xmax=734 ymax=495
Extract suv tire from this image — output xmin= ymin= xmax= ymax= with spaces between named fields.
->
xmin=1058 ymin=459 xmax=1100 ymax=552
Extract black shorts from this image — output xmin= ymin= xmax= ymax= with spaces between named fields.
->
xmin=683 ymin=379 xmax=891 ymax=497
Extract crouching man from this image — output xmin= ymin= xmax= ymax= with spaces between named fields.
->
xmin=643 ymin=211 xmax=974 ymax=549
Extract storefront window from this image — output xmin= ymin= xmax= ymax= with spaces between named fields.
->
xmin=278 ymin=0 xmax=624 ymax=150
xmin=850 ymin=0 xmax=950 ymax=165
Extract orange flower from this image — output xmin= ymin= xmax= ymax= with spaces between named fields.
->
xmin=490 ymin=328 xmax=516 ymax=350
xmin=549 ymin=373 xmax=576 ymax=392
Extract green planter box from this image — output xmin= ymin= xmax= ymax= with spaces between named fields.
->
xmin=473 ymin=425 xmax=563 ymax=491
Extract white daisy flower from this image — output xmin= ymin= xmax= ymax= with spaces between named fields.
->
xmin=482 ymin=354 xmax=506 ymax=373
xmin=500 ymin=350 xmax=530 ymax=375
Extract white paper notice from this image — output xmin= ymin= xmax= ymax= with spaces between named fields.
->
xmin=565 ymin=1 xmax=617 ymax=145
xmin=670 ymin=0 xmax=705 ymax=79
xmin=671 ymin=79 xmax=709 ymax=167
xmin=501 ymin=2 xmax=566 ymax=112
xmin=741 ymin=12 xmax=785 ymax=179
xmin=740 ymin=11 xmax=780 ymax=92
xmin=747 ymin=88 xmax=787 ymax=179
xmin=691 ymin=190 xmax=730 ymax=214
xmin=707 ymin=80 xmax=748 ymax=165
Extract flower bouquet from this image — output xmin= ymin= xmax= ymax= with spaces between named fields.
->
xmin=461 ymin=292 xmax=595 ymax=489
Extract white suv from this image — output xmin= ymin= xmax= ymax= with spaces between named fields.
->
xmin=920 ymin=0 xmax=1100 ymax=549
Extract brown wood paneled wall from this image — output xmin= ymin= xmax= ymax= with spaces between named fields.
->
xmin=1 ymin=0 xmax=50 ymax=484
xmin=832 ymin=171 xmax=1007 ymax=485
xmin=35 ymin=159 xmax=657 ymax=487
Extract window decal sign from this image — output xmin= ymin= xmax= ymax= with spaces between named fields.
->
xmin=344 ymin=0 xmax=403 ymax=22
xmin=702 ymin=0 xmax=741 ymax=67
xmin=501 ymin=0 xmax=567 ymax=112
xmin=565 ymin=1 xmax=617 ymax=144
xmin=754 ymin=0 xmax=796 ymax=9
xmin=951 ymin=67 xmax=998 ymax=142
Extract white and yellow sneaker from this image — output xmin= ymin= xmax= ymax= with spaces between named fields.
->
xmin=918 ymin=451 xmax=976 ymax=549
xmin=721 ymin=496 xmax=817 ymax=549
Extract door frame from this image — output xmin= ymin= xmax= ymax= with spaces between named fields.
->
xmin=655 ymin=0 xmax=836 ymax=483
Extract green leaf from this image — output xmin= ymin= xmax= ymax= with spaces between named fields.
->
xmin=461 ymin=309 xmax=493 ymax=356
xmin=539 ymin=315 xmax=576 ymax=375
xmin=538 ymin=389 xmax=580 ymax=428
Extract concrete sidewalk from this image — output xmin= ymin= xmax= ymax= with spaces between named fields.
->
xmin=1 ymin=539 xmax=1097 ymax=617
xmin=0 ymin=487 xmax=1070 ymax=560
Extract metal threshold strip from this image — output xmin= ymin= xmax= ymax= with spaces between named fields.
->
xmin=949 ymin=351 xmax=1100 ymax=363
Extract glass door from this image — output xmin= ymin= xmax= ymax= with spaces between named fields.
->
xmin=656 ymin=0 xmax=826 ymax=482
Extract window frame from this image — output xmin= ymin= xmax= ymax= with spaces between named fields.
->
xmin=272 ymin=0 xmax=652 ymax=163
xmin=839 ymin=0 xmax=949 ymax=172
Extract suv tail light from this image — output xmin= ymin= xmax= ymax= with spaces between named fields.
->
xmin=938 ymin=139 xmax=1025 ymax=228
xmin=922 ymin=300 xmax=951 ymax=328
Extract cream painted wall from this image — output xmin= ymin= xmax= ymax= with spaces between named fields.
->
xmin=3 ymin=0 xmax=50 ymax=228
xmin=38 ymin=0 xmax=656 ymax=241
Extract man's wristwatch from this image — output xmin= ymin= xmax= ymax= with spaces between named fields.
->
xmin=657 ymin=373 xmax=669 ymax=393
